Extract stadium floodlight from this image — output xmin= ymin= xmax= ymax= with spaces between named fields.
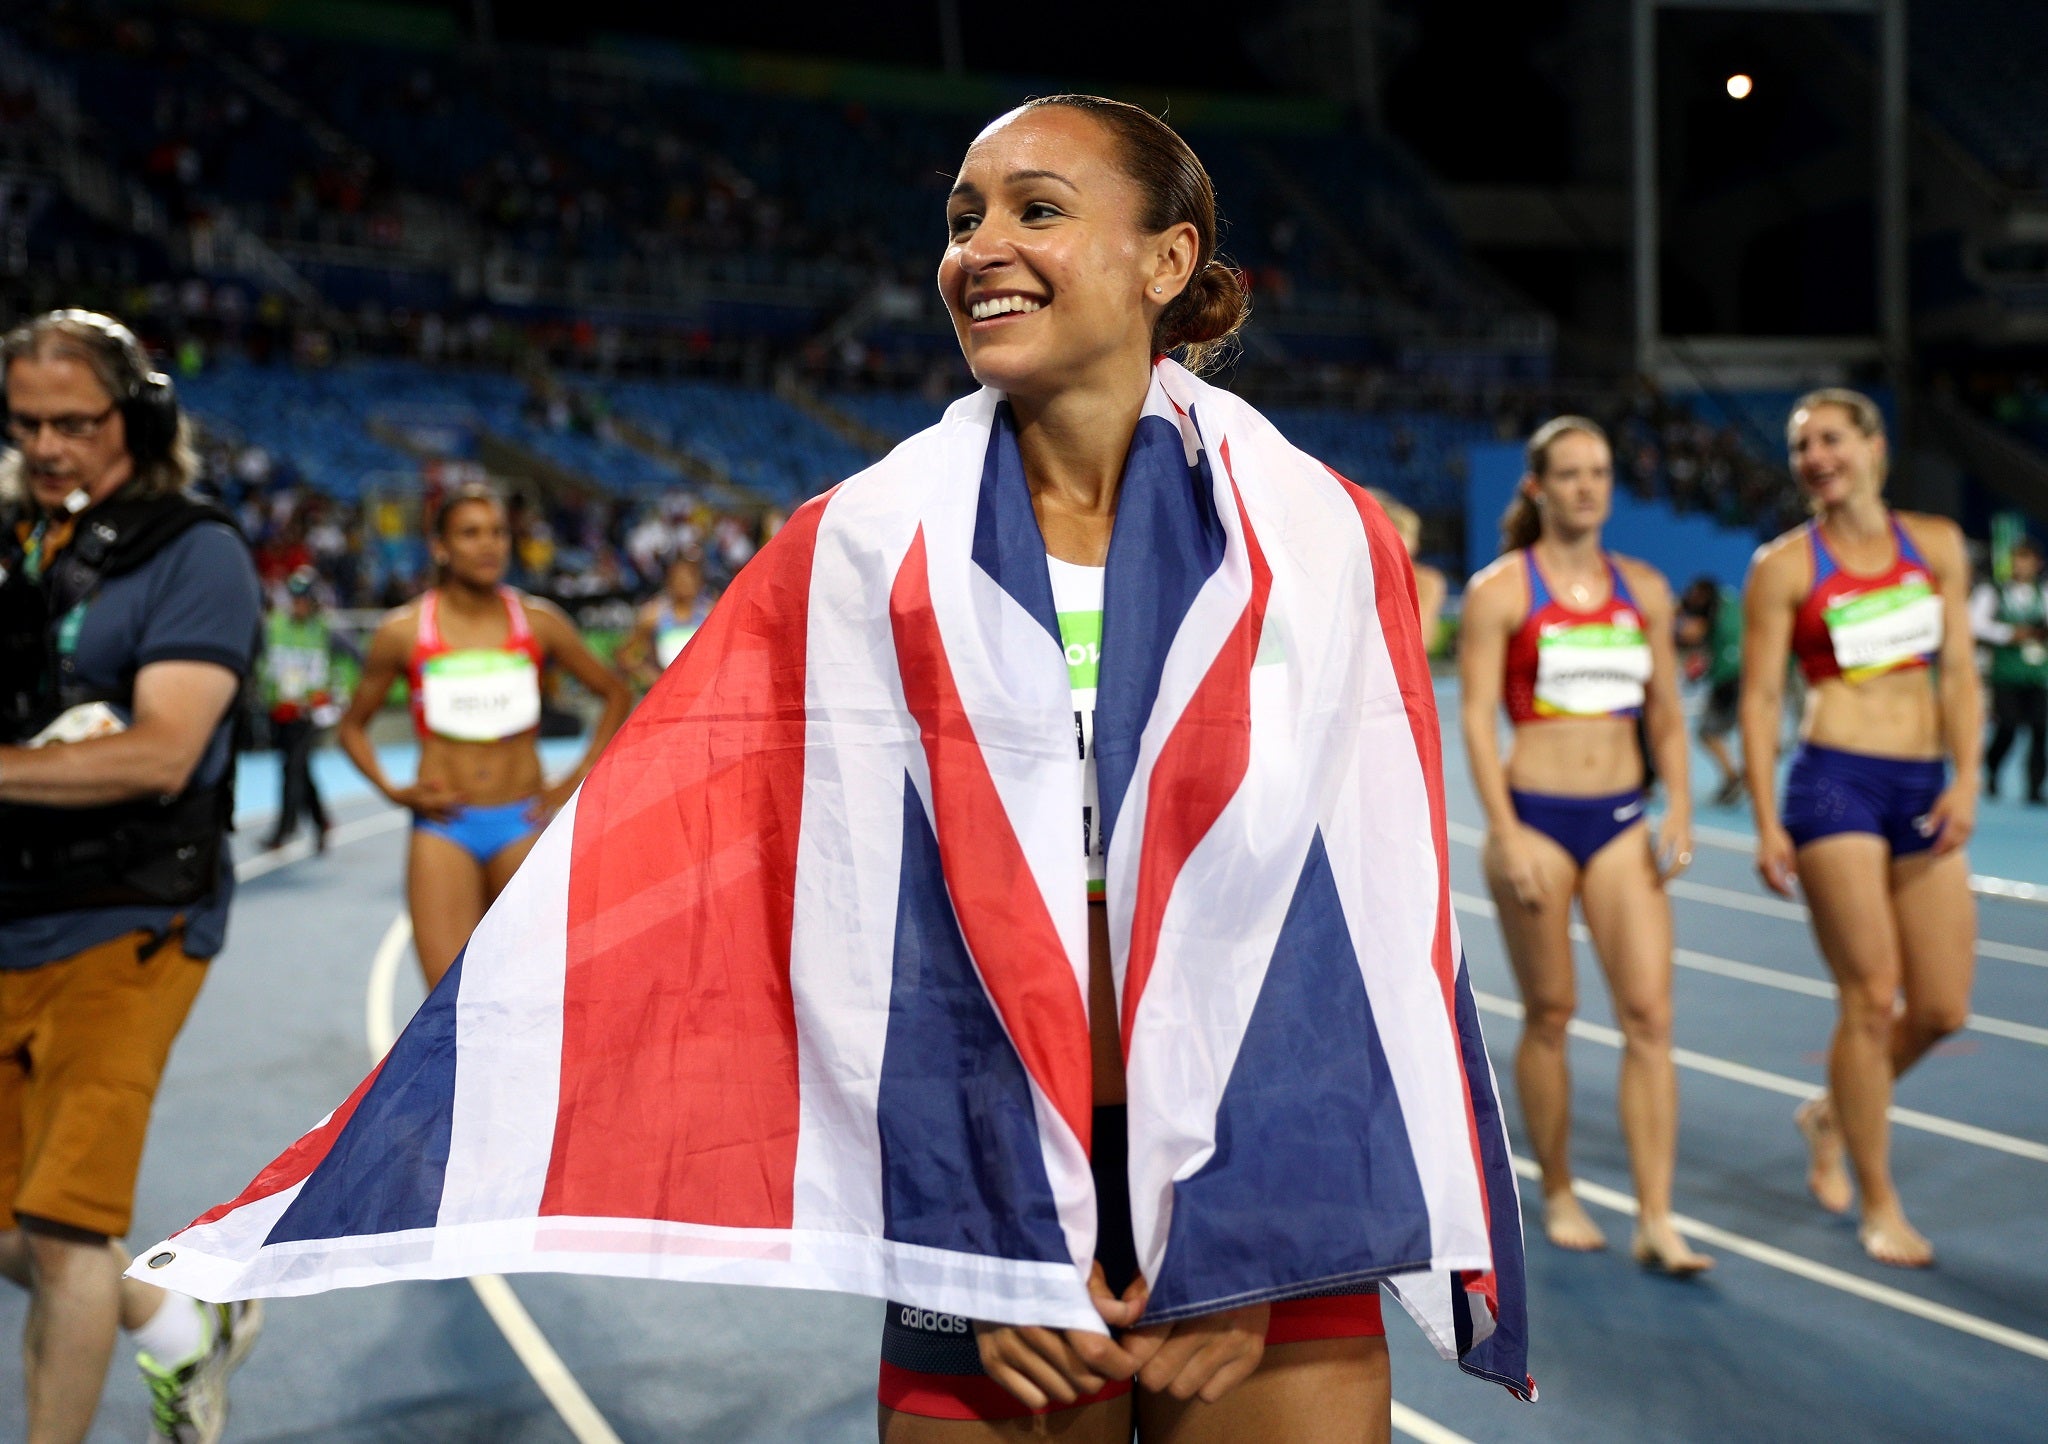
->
xmin=1725 ymin=73 xmax=1754 ymax=100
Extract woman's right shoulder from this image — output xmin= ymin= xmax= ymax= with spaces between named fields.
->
xmin=1466 ymin=552 xmax=1526 ymax=600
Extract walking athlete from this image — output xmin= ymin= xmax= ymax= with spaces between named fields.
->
xmin=1741 ymin=389 xmax=1978 ymax=1268
xmin=338 ymin=483 xmax=630 ymax=986
xmin=1459 ymin=415 xmax=1712 ymax=1275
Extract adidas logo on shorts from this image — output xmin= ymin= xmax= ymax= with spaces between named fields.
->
xmin=899 ymin=1306 xmax=970 ymax=1333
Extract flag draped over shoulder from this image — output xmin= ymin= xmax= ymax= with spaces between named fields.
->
xmin=135 ymin=360 xmax=1532 ymax=1399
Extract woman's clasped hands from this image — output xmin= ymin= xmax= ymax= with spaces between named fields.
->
xmin=972 ymin=1262 xmax=1272 ymax=1411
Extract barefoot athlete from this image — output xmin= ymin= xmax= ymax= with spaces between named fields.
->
xmin=1459 ymin=416 xmax=1712 ymax=1276
xmin=337 ymin=483 xmax=630 ymax=986
xmin=1740 ymin=389 xmax=1979 ymax=1269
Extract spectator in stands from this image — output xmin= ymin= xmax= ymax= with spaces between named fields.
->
xmin=1973 ymin=535 xmax=2047 ymax=804
xmin=0 ymin=310 xmax=263 ymax=1443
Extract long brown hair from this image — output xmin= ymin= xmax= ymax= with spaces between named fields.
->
xmin=1500 ymin=415 xmax=1610 ymax=553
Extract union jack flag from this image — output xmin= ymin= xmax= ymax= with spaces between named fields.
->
xmin=136 ymin=362 xmax=1532 ymax=1399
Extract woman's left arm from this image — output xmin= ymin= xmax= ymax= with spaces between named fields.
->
xmin=1922 ymin=516 xmax=1982 ymax=855
xmin=527 ymin=600 xmax=633 ymax=817
xmin=1627 ymin=560 xmax=1694 ymax=879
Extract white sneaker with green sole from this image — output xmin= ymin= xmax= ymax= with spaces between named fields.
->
xmin=138 ymin=1299 xmax=265 ymax=1444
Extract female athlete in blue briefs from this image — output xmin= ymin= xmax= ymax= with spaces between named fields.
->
xmin=1458 ymin=416 xmax=1713 ymax=1276
xmin=337 ymin=483 xmax=630 ymax=985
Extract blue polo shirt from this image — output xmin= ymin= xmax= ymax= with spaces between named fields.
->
xmin=0 ymin=518 xmax=261 ymax=970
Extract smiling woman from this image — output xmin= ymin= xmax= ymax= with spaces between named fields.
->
xmin=879 ymin=95 xmax=1449 ymax=1444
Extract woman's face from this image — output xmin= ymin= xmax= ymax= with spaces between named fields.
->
xmin=938 ymin=107 xmax=1194 ymax=402
xmin=435 ymin=500 xmax=509 ymax=588
xmin=1789 ymin=404 xmax=1884 ymax=509
xmin=1529 ymin=430 xmax=1613 ymax=538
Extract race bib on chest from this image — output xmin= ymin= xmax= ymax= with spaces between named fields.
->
xmin=1825 ymin=575 xmax=1942 ymax=681
xmin=1533 ymin=617 xmax=1652 ymax=717
xmin=420 ymin=649 xmax=542 ymax=740
xmin=1049 ymin=559 xmax=1105 ymax=901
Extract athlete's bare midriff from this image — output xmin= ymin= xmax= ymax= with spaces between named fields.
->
xmin=1505 ymin=715 xmax=1646 ymax=796
xmin=1800 ymin=668 xmax=1943 ymax=760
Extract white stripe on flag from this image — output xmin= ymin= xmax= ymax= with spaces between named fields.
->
xmin=438 ymin=792 xmax=576 ymax=1229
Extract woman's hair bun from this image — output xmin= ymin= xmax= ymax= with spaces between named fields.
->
xmin=1158 ymin=261 xmax=1249 ymax=373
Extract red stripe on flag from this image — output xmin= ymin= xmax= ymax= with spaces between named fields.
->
xmin=889 ymin=527 xmax=1093 ymax=1153
xmin=182 ymin=1061 xmax=387 ymax=1231
xmin=539 ymin=493 xmax=831 ymax=1227
xmin=1332 ymin=466 xmax=1499 ymax=1318
xmin=1120 ymin=439 xmax=1271 ymax=1045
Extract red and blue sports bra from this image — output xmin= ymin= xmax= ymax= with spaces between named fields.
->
xmin=408 ymin=587 xmax=547 ymax=741
xmin=1791 ymin=517 xmax=1943 ymax=685
xmin=1503 ymin=551 xmax=1654 ymax=725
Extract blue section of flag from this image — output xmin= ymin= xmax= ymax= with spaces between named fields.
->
xmin=1144 ymin=829 xmax=1432 ymax=1320
xmin=264 ymin=952 xmax=464 ymax=1246
xmin=1095 ymin=409 xmax=1226 ymax=846
xmin=971 ymin=403 xmax=1061 ymax=647
xmin=876 ymin=775 xmax=1069 ymax=1264
xmin=1449 ymin=955 xmax=1532 ymax=1393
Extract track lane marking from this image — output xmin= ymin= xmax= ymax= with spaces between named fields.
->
xmin=1443 ymin=821 xmax=2048 ymax=971
xmin=1510 ymin=1157 xmax=2048 ymax=1364
xmin=1468 ymin=990 xmax=2048 ymax=1163
xmin=1449 ymin=890 xmax=2048 ymax=1048
xmin=369 ymin=913 xmax=626 ymax=1444
xmin=1391 ymin=1403 xmax=1477 ymax=1444
xmin=234 ymin=807 xmax=408 ymax=883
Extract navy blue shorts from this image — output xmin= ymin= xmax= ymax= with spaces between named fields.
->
xmin=1782 ymin=743 xmax=1947 ymax=857
xmin=1509 ymin=789 xmax=1647 ymax=869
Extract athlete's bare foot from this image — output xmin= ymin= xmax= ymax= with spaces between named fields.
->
xmin=1859 ymin=1205 xmax=1934 ymax=1268
xmin=1631 ymin=1217 xmax=1715 ymax=1277
xmin=1543 ymin=1190 xmax=1608 ymax=1252
xmin=1795 ymin=1097 xmax=1853 ymax=1215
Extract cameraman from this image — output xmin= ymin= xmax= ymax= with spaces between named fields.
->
xmin=0 ymin=312 xmax=262 ymax=1444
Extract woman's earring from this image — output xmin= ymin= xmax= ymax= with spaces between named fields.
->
xmin=1153 ymin=285 xmax=1163 ymax=294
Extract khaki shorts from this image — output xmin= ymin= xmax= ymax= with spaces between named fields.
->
xmin=0 ymin=929 xmax=208 ymax=1238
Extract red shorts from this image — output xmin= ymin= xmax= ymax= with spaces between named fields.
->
xmin=878 ymin=1289 xmax=1384 ymax=1421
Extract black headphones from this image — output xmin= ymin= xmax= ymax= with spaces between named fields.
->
xmin=0 ymin=309 xmax=181 ymax=468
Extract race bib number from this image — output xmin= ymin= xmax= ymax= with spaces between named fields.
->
xmin=1824 ymin=579 xmax=1942 ymax=681
xmin=420 ymin=649 xmax=542 ymax=741
xmin=1533 ymin=620 xmax=1653 ymax=717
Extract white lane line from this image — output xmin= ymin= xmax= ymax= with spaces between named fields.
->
xmin=1391 ymin=1401 xmax=1478 ymax=1444
xmin=367 ymin=913 xmax=626 ymax=1444
xmin=1449 ymin=890 xmax=2048 ymax=1049
xmin=1469 ymin=991 xmax=2048 ymax=1164
xmin=1511 ymin=1157 xmax=2048 ymax=1364
xmin=1443 ymin=821 xmax=2048 ymax=971
xmin=235 ymin=807 xmax=408 ymax=883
